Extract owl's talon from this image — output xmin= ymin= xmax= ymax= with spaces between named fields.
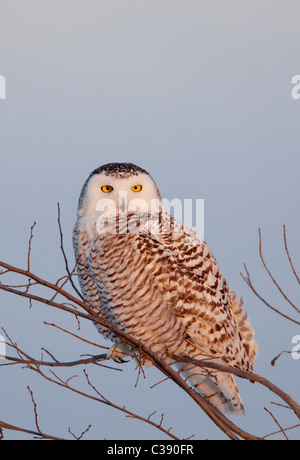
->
xmin=114 ymin=356 xmax=130 ymax=363
xmin=107 ymin=344 xmax=129 ymax=363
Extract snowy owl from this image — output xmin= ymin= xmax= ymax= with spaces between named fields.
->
xmin=73 ymin=162 xmax=257 ymax=415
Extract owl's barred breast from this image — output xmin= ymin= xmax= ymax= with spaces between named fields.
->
xmin=74 ymin=213 xmax=189 ymax=358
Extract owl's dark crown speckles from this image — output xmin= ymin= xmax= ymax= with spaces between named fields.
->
xmin=90 ymin=162 xmax=150 ymax=179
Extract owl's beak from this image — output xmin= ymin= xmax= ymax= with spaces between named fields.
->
xmin=119 ymin=199 xmax=126 ymax=213
xmin=118 ymin=192 xmax=127 ymax=213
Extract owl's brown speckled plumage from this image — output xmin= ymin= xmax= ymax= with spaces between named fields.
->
xmin=73 ymin=163 xmax=258 ymax=415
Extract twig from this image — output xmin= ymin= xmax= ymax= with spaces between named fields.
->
xmin=43 ymin=322 xmax=109 ymax=351
xmin=262 ymin=423 xmax=300 ymax=440
xmin=241 ymin=227 xmax=300 ymax=325
xmin=283 ymin=225 xmax=300 ymax=285
xmin=2 ymin=352 xmax=109 ymax=369
xmin=49 ymin=264 xmax=79 ymax=304
xmin=150 ymin=377 xmax=170 ymax=389
xmin=41 ymin=348 xmax=60 ymax=363
xmin=57 ymin=203 xmax=84 ymax=300
xmin=264 ymin=407 xmax=289 ymax=440
xmin=270 ymin=401 xmax=291 ymax=410
xmin=27 ymin=222 xmax=36 ymax=272
xmin=27 ymin=386 xmax=42 ymax=436
xmin=271 ymin=350 xmax=293 ymax=367
xmin=37 ymin=364 xmax=180 ymax=440
xmin=241 ymin=264 xmax=300 ymax=326
xmin=68 ymin=425 xmax=92 ymax=440
xmin=258 ymin=228 xmax=299 ymax=314
xmin=0 ymin=419 xmax=65 ymax=440
xmin=147 ymin=410 xmax=156 ymax=420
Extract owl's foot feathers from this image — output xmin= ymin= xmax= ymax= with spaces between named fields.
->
xmin=107 ymin=344 xmax=130 ymax=363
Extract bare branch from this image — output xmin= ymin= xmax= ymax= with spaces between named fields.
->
xmin=1 ymin=331 xmax=114 ymax=370
xmin=27 ymin=386 xmax=42 ymax=436
xmin=57 ymin=203 xmax=84 ymax=300
xmin=0 ymin=419 xmax=65 ymax=440
xmin=271 ymin=350 xmax=293 ymax=367
xmin=258 ymin=228 xmax=299 ymax=314
xmin=283 ymin=225 xmax=300 ymax=285
xmin=264 ymin=407 xmax=289 ymax=440
xmin=27 ymin=222 xmax=36 ymax=272
xmin=241 ymin=227 xmax=300 ymax=325
xmin=262 ymin=423 xmax=300 ymax=440
xmin=68 ymin=425 xmax=92 ymax=440
xmin=241 ymin=264 xmax=300 ymax=326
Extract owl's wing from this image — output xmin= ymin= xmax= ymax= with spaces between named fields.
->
xmin=133 ymin=219 xmax=257 ymax=414
xmin=135 ymin=215 xmax=257 ymax=371
xmin=160 ymin=220 xmax=258 ymax=364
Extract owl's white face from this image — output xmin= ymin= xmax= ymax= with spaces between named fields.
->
xmin=81 ymin=171 xmax=162 ymax=218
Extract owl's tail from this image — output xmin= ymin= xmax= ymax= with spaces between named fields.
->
xmin=176 ymin=362 xmax=244 ymax=416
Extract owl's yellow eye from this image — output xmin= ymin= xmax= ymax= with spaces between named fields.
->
xmin=131 ymin=184 xmax=142 ymax=192
xmin=101 ymin=185 xmax=114 ymax=193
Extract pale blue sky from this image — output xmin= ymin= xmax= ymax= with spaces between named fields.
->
xmin=1 ymin=1 xmax=299 ymax=440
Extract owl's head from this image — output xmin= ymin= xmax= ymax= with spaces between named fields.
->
xmin=77 ymin=162 xmax=162 ymax=217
